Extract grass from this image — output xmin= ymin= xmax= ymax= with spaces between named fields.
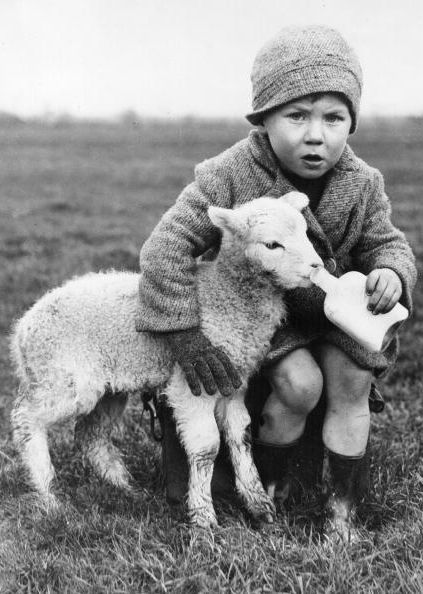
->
xmin=0 ymin=116 xmax=422 ymax=593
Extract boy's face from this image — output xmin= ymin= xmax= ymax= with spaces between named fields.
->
xmin=263 ymin=93 xmax=352 ymax=179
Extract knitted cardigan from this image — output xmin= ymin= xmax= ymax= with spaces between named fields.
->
xmin=136 ymin=130 xmax=417 ymax=376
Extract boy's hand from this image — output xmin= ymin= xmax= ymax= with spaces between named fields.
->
xmin=164 ymin=328 xmax=242 ymax=397
xmin=365 ymin=268 xmax=402 ymax=314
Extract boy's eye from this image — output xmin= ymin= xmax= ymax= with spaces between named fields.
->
xmin=265 ymin=242 xmax=285 ymax=250
xmin=325 ymin=113 xmax=345 ymax=123
xmin=287 ymin=111 xmax=306 ymax=122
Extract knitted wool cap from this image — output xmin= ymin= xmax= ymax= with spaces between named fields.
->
xmin=246 ymin=26 xmax=363 ymax=132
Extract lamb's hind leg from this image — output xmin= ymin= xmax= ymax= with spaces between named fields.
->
xmin=74 ymin=390 xmax=132 ymax=491
xmin=216 ymin=392 xmax=275 ymax=523
xmin=167 ymin=370 xmax=220 ymax=528
xmin=12 ymin=391 xmax=57 ymax=507
xmin=11 ymin=382 xmax=80 ymax=508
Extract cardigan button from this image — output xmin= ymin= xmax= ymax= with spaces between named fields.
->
xmin=325 ymin=258 xmax=337 ymax=273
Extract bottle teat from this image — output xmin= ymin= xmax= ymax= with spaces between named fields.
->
xmin=309 ymin=266 xmax=338 ymax=292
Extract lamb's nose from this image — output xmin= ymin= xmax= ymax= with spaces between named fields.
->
xmin=311 ymin=260 xmax=324 ymax=269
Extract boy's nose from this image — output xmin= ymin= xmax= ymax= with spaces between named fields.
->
xmin=304 ymin=120 xmax=324 ymax=144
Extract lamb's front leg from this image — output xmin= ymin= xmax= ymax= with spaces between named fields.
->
xmin=216 ymin=391 xmax=275 ymax=523
xmin=166 ymin=368 xmax=220 ymax=528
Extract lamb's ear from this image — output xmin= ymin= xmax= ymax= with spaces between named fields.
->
xmin=208 ymin=206 xmax=240 ymax=234
xmin=283 ymin=191 xmax=309 ymax=211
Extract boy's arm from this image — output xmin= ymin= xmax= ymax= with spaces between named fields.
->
xmin=136 ymin=164 xmax=242 ymax=396
xmin=137 ymin=167 xmax=231 ymax=332
xmin=352 ymin=171 xmax=417 ymax=311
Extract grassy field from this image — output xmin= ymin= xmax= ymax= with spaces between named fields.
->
xmin=0 ymin=117 xmax=422 ymax=593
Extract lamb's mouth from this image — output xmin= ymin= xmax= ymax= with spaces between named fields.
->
xmin=292 ymin=274 xmax=314 ymax=286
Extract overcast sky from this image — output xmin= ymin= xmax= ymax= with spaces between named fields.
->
xmin=1 ymin=0 xmax=422 ymax=119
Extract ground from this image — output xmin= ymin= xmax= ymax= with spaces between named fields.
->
xmin=0 ymin=117 xmax=422 ymax=593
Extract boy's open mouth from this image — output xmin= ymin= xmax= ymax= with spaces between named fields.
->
xmin=302 ymin=154 xmax=323 ymax=162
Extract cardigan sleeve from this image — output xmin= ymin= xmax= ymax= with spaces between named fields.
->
xmin=352 ymin=171 xmax=417 ymax=311
xmin=135 ymin=163 xmax=233 ymax=332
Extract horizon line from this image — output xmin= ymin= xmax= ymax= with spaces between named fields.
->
xmin=1 ymin=110 xmax=423 ymax=125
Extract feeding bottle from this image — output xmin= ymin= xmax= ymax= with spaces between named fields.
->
xmin=310 ymin=268 xmax=409 ymax=353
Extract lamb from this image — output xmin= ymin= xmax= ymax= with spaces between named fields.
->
xmin=10 ymin=193 xmax=323 ymax=527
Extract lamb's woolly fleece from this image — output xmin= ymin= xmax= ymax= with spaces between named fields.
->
xmin=11 ymin=271 xmax=172 ymax=403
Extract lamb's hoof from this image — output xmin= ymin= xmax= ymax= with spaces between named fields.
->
xmin=39 ymin=492 xmax=61 ymax=513
xmin=260 ymin=511 xmax=275 ymax=524
xmin=122 ymin=476 xmax=141 ymax=494
xmin=189 ymin=510 xmax=218 ymax=530
xmin=248 ymin=497 xmax=276 ymax=525
xmin=322 ymin=516 xmax=361 ymax=546
xmin=250 ymin=509 xmax=276 ymax=526
xmin=122 ymin=481 xmax=146 ymax=500
xmin=102 ymin=465 xmax=134 ymax=492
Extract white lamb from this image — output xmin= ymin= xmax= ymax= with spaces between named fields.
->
xmin=10 ymin=193 xmax=323 ymax=527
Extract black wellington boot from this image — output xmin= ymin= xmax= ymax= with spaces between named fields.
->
xmin=156 ymin=399 xmax=189 ymax=504
xmin=322 ymin=448 xmax=370 ymax=544
xmin=252 ymin=438 xmax=302 ymax=503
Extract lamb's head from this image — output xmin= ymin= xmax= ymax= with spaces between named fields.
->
xmin=208 ymin=193 xmax=323 ymax=289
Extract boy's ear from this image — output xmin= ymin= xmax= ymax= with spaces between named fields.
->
xmin=208 ymin=206 xmax=241 ymax=234
xmin=283 ymin=191 xmax=309 ymax=211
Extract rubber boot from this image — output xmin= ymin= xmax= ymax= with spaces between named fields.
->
xmin=157 ymin=400 xmax=234 ymax=504
xmin=252 ymin=438 xmax=302 ymax=503
xmin=246 ymin=373 xmax=326 ymax=501
xmin=156 ymin=400 xmax=189 ymax=504
xmin=322 ymin=448 xmax=370 ymax=544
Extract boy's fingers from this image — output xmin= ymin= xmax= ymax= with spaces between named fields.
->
xmin=371 ymin=285 xmax=400 ymax=314
xmin=216 ymin=351 xmax=242 ymax=389
xmin=206 ymin=355 xmax=233 ymax=397
xmin=374 ymin=289 xmax=401 ymax=314
xmin=368 ymin=279 xmax=387 ymax=309
xmin=365 ymin=271 xmax=380 ymax=295
xmin=366 ymin=269 xmax=403 ymax=313
xmin=371 ymin=292 xmax=390 ymax=314
xmin=183 ymin=364 xmax=202 ymax=396
xmin=194 ymin=359 xmax=218 ymax=395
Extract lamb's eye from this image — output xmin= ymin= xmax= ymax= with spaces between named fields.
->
xmin=264 ymin=242 xmax=284 ymax=250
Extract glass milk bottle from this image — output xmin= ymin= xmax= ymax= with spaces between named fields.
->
xmin=310 ymin=268 xmax=409 ymax=352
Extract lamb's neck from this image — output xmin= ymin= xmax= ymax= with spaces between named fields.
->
xmin=197 ymin=241 xmax=286 ymax=373
xmin=214 ymin=244 xmax=274 ymax=301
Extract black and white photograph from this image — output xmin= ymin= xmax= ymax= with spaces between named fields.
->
xmin=0 ymin=1 xmax=422 ymax=592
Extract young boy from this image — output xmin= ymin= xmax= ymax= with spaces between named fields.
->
xmin=136 ymin=25 xmax=416 ymax=541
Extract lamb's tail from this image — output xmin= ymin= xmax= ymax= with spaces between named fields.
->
xmin=9 ymin=317 xmax=32 ymax=389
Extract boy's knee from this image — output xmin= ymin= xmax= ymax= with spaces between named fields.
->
xmin=320 ymin=343 xmax=372 ymax=404
xmin=340 ymin=364 xmax=372 ymax=393
xmin=265 ymin=350 xmax=323 ymax=414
